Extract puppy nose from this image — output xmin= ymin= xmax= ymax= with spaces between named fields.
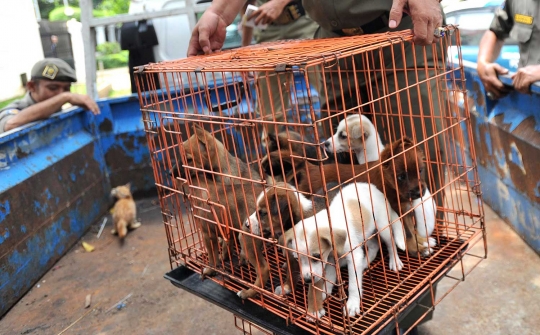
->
xmin=324 ymin=140 xmax=331 ymax=148
xmin=304 ymin=277 xmax=312 ymax=284
xmin=409 ymin=189 xmax=422 ymax=199
xmin=263 ymin=229 xmax=271 ymax=238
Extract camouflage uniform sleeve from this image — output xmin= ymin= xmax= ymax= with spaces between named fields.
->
xmin=0 ymin=110 xmax=18 ymax=134
xmin=490 ymin=1 xmax=514 ymax=40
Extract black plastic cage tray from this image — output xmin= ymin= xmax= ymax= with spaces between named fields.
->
xmin=165 ymin=257 xmax=454 ymax=335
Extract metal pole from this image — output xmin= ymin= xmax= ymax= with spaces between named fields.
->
xmin=32 ymin=0 xmax=41 ymax=21
xmin=80 ymin=0 xmax=97 ymax=100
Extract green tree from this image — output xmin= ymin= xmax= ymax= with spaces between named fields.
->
xmin=98 ymin=0 xmax=130 ymax=15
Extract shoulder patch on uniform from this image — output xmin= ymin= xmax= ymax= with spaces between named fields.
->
xmin=515 ymin=14 xmax=533 ymax=25
xmin=42 ymin=64 xmax=59 ymax=80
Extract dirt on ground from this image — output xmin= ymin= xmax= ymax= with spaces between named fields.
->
xmin=1 ymin=198 xmax=540 ymax=335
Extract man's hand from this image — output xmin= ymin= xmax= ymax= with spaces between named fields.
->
xmin=512 ymin=65 xmax=540 ymax=94
xmin=68 ymin=93 xmax=100 ymax=115
xmin=477 ymin=61 xmax=511 ymax=99
xmin=250 ymin=0 xmax=288 ymax=26
xmin=187 ymin=11 xmax=229 ymax=56
xmin=389 ymin=0 xmax=443 ymax=45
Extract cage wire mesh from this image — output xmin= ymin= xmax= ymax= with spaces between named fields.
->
xmin=136 ymin=26 xmax=486 ymax=335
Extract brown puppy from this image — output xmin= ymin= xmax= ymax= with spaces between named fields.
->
xmin=111 ymin=183 xmax=140 ymax=239
xmin=263 ymin=128 xmax=321 ymax=160
xmin=241 ymin=182 xmax=340 ymax=298
xmin=175 ymin=125 xmax=263 ymax=278
xmin=173 ymin=124 xmax=260 ymax=183
xmin=262 ymin=137 xmax=434 ymax=256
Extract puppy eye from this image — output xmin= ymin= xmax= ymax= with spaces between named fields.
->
xmin=339 ymin=131 xmax=347 ymax=140
xmin=397 ymin=172 xmax=408 ymax=182
xmin=257 ymin=210 xmax=267 ymax=218
xmin=312 ymin=253 xmax=321 ymax=259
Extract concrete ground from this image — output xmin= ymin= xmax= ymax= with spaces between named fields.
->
xmin=0 ymin=198 xmax=539 ymax=335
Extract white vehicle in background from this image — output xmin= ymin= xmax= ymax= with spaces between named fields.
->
xmin=444 ymin=0 xmax=520 ymax=71
xmin=128 ymin=0 xmax=242 ymax=62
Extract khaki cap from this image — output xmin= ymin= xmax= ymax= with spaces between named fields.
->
xmin=31 ymin=58 xmax=77 ymax=82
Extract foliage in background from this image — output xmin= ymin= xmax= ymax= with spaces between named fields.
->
xmin=48 ymin=6 xmax=115 ymax=21
xmin=97 ymin=42 xmax=122 ymax=55
xmin=97 ymin=42 xmax=128 ymax=69
xmin=39 ymin=0 xmax=129 ymax=21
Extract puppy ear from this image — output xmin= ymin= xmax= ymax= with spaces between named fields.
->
xmin=381 ymin=137 xmax=415 ymax=168
xmin=125 ymin=182 xmax=132 ymax=190
xmin=348 ymin=122 xmax=366 ymax=140
xmin=319 ymin=226 xmax=347 ymax=255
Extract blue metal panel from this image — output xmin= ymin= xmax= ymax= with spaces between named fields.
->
xmin=456 ymin=62 xmax=540 ymax=254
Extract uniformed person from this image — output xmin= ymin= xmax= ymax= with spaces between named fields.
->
xmin=478 ymin=0 xmax=540 ymax=97
xmin=188 ymin=0 xmax=445 ymax=331
xmin=241 ymin=0 xmax=320 ymax=135
xmin=0 ymin=58 xmax=100 ymax=135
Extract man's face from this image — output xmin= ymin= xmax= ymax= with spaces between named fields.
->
xmin=28 ymin=80 xmax=71 ymax=102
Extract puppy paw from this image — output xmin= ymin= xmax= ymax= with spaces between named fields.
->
xmin=420 ymin=237 xmax=437 ymax=257
xmin=201 ymin=267 xmax=216 ymax=279
xmin=388 ymin=255 xmax=403 ymax=272
xmin=129 ymin=221 xmax=141 ymax=230
xmin=274 ymin=285 xmax=291 ymax=296
xmin=306 ymin=308 xmax=325 ymax=322
xmin=237 ymin=289 xmax=257 ymax=300
xmin=344 ymin=298 xmax=361 ymax=317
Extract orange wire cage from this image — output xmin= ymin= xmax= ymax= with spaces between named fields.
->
xmin=135 ymin=26 xmax=486 ymax=335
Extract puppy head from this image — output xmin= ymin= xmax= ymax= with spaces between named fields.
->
xmin=380 ymin=137 xmax=427 ymax=200
xmin=261 ymin=150 xmax=304 ymax=186
xmin=284 ymin=224 xmax=346 ymax=284
xmin=244 ymin=183 xmax=300 ymax=239
xmin=111 ymin=183 xmax=132 ymax=199
xmin=325 ymin=114 xmax=375 ymax=153
xmin=176 ymin=124 xmax=228 ymax=179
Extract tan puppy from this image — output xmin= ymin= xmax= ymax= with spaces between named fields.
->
xmin=175 ymin=125 xmax=269 ymax=283
xmin=283 ymin=182 xmax=405 ymax=320
xmin=173 ymin=124 xmax=260 ymax=183
xmin=110 ymin=183 xmax=140 ymax=239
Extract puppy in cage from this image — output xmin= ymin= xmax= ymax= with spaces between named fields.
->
xmin=325 ymin=115 xmax=438 ymax=256
xmin=243 ymin=182 xmax=341 ymax=297
xmin=283 ymin=182 xmax=405 ymax=320
xmin=324 ymin=114 xmax=384 ymax=164
xmin=176 ymin=124 xmax=264 ymax=278
xmin=263 ymin=137 xmax=437 ymax=257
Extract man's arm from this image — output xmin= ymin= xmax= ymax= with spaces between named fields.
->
xmin=3 ymin=93 xmax=99 ymax=132
xmin=188 ymin=0 xmax=247 ymax=56
xmin=478 ymin=30 xmax=505 ymax=65
xmin=477 ymin=4 xmax=513 ymax=99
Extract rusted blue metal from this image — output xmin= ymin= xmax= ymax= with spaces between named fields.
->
xmin=0 ymin=94 xmax=155 ymax=316
xmin=457 ymin=60 xmax=540 ymax=254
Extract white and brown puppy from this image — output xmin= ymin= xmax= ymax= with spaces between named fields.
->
xmin=326 ymin=119 xmax=437 ymax=256
xmin=324 ymin=114 xmax=384 ymax=164
xmin=284 ymin=182 xmax=405 ymax=320
xmin=243 ymin=182 xmax=341 ymax=297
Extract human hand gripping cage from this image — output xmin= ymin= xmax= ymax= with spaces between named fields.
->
xmin=135 ymin=26 xmax=487 ymax=334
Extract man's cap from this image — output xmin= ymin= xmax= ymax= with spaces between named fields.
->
xmin=31 ymin=58 xmax=77 ymax=82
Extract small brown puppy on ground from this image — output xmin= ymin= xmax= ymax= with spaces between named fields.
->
xmin=262 ymin=137 xmax=435 ymax=256
xmin=110 ymin=183 xmax=140 ymax=239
